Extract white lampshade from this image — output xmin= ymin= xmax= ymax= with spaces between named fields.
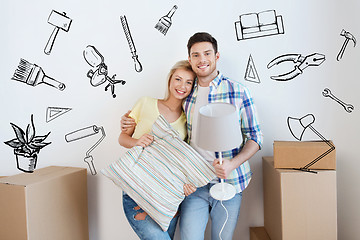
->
xmin=196 ymin=103 xmax=243 ymax=152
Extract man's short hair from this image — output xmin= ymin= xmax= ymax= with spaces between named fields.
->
xmin=187 ymin=32 xmax=218 ymax=55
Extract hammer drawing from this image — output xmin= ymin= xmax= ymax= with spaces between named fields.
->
xmin=336 ymin=29 xmax=356 ymax=61
xmin=44 ymin=10 xmax=72 ymax=55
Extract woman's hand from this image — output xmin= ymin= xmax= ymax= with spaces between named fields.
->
xmin=135 ymin=134 xmax=154 ymax=148
xmin=121 ymin=110 xmax=136 ymax=131
xmin=183 ymin=184 xmax=196 ymax=196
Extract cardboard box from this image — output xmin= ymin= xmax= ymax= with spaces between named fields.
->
xmin=250 ymin=227 xmax=271 ymax=240
xmin=0 ymin=166 xmax=88 ymax=240
xmin=263 ymin=157 xmax=337 ymax=240
xmin=273 ymin=141 xmax=336 ymax=170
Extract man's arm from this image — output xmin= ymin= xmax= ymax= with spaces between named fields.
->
xmin=118 ymin=110 xmax=153 ymax=149
xmin=212 ymin=84 xmax=263 ymax=179
xmin=213 ymin=139 xmax=259 ymax=179
xmin=121 ymin=110 xmax=136 ymax=131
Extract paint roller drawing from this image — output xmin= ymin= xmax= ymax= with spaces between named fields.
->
xmin=65 ymin=125 xmax=106 ymax=175
xmin=12 ymin=58 xmax=66 ymax=91
xmin=120 ymin=15 xmax=143 ymax=72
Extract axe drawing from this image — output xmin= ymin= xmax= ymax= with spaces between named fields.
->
xmin=44 ymin=10 xmax=72 ymax=55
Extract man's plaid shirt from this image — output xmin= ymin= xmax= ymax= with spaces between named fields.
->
xmin=183 ymin=72 xmax=264 ymax=193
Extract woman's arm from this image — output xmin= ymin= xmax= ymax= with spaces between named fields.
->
xmin=118 ymin=118 xmax=154 ymax=149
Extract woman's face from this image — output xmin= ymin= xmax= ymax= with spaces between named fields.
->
xmin=168 ymin=68 xmax=195 ymax=100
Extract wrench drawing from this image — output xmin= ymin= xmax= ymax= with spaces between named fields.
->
xmin=322 ymin=88 xmax=354 ymax=113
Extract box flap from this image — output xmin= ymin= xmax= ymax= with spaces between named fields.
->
xmin=0 ymin=166 xmax=86 ymax=186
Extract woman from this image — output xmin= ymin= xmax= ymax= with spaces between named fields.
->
xmin=118 ymin=60 xmax=197 ymax=240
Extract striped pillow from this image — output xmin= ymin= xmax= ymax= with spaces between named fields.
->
xmin=101 ymin=115 xmax=216 ymax=231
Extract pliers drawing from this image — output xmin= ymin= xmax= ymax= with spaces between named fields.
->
xmin=267 ymin=53 xmax=326 ymax=81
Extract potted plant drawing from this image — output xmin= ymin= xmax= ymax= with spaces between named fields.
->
xmin=4 ymin=114 xmax=51 ymax=173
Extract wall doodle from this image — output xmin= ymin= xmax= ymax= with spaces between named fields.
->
xmin=287 ymin=113 xmax=335 ymax=173
xmin=12 ymin=58 xmax=66 ymax=91
xmin=46 ymin=107 xmax=72 ymax=122
xmin=267 ymin=53 xmax=325 ymax=81
xmin=322 ymin=88 xmax=354 ymax=113
xmin=154 ymin=5 xmax=178 ymax=36
xmin=244 ymin=54 xmax=260 ymax=83
xmin=120 ymin=15 xmax=143 ymax=73
xmin=336 ymin=29 xmax=356 ymax=61
xmin=83 ymin=45 xmax=126 ymax=98
xmin=235 ymin=10 xmax=284 ymax=41
xmin=4 ymin=114 xmax=51 ymax=173
xmin=65 ymin=125 xmax=106 ymax=175
xmin=44 ymin=10 xmax=72 ymax=55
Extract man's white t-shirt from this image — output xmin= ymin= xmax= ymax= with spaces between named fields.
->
xmin=189 ymin=85 xmax=216 ymax=164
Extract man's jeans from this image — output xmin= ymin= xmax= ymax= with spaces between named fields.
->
xmin=179 ymin=183 xmax=242 ymax=240
xmin=123 ymin=193 xmax=179 ymax=240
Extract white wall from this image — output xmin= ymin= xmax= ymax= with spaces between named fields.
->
xmin=1 ymin=0 xmax=359 ymax=239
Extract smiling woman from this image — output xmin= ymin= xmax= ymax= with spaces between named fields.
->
xmin=116 ymin=60 xmax=197 ymax=239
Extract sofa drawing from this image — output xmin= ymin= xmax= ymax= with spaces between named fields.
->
xmin=235 ymin=10 xmax=284 ymax=41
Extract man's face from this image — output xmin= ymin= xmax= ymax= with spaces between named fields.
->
xmin=188 ymin=42 xmax=219 ymax=83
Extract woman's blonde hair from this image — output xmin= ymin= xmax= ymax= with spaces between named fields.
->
xmin=164 ymin=60 xmax=195 ymax=100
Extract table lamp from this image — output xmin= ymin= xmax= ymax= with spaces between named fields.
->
xmin=196 ymin=103 xmax=243 ymax=201
xmin=287 ymin=113 xmax=335 ymax=173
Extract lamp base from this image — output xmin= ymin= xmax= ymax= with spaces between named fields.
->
xmin=210 ymin=182 xmax=236 ymax=201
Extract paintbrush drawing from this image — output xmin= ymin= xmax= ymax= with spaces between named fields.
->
xmin=120 ymin=15 xmax=143 ymax=73
xmin=12 ymin=58 xmax=66 ymax=91
xmin=155 ymin=5 xmax=178 ymax=36
xmin=83 ymin=45 xmax=126 ymax=98
xmin=44 ymin=10 xmax=72 ymax=55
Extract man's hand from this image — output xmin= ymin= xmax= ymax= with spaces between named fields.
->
xmin=212 ymin=140 xmax=260 ymax=179
xmin=183 ymin=183 xmax=196 ymax=196
xmin=121 ymin=110 xmax=136 ymax=131
xmin=135 ymin=134 xmax=154 ymax=148
xmin=212 ymin=159 xmax=235 ymax=179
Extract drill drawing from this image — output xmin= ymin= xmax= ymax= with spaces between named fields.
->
xmin=83 ymin=45 xmax=126 ymax=98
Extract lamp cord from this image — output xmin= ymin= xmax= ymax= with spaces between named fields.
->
xmin=219 ymin=200 xmax=229 ymax=240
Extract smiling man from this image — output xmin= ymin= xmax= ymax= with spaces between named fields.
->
xmin=180 ymin=32 xmax=264 ymax=240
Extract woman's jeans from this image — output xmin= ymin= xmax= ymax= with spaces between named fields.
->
xmin=179 ymin=183 xmax=242 ymax=240
xmin=122 ymin=193 xmax=179 ymax=240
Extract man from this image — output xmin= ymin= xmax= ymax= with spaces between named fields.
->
xmin=121 ymin=32 xmax=263 ymax=239
xmin=179 ymin=32 xmax=263 ymax=240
